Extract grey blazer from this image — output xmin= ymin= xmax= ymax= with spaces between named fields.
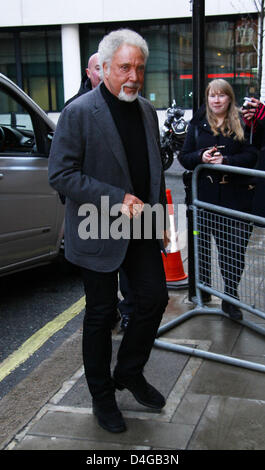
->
xmin=48 ymin=86 xmax=167 ymax=272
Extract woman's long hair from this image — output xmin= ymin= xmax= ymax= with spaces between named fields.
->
xmin=206 ymin=79 xmax=244 ymax=141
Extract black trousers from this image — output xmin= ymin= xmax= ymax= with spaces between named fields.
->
xmin=80 ymin=239 xmax=168 ymax=398
xmin=118 ymin=267 xmax=135 ymax=316
xmin=198 ymin=210 xmax=253 ymax=298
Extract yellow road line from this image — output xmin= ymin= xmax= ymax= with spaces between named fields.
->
xmin=0 ymin=295 xmax=86 ymax=383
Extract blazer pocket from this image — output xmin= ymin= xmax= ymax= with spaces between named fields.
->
xmin=80 ymin=239 xmax=105 ymax=256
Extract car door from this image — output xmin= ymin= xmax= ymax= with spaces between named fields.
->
xmin=0 ymin=84 xmax=61 ymax=272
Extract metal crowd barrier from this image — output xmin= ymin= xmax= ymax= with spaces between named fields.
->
xmin=155 ymin=164 xmax=265 ymax=373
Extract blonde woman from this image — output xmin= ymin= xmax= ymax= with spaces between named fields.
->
xmin=179 ymin=79 xmax=257 ymax=320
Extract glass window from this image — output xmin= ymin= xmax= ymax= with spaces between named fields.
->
xmin=205 ymin=21 xmax=235 ymax=81
xmin=0 ymin=88 xmax=35 ymax=154
xmin=79 ymin=16 xmax=258 ymax=110
xmin=0 ymin=28 xmax=63 ymax=112
xmin=47 ymin=30 xmax=64 ymax=111
xmin=80 ymin=25 xmax=106 ymax=72
xmin=0 ymin=18 xmax=258 ymax=112
xmin=205 ymin=19 xmax=258 ymax=104
xmin=170 ymin=23 xmax=192 ymax=109
xmin=21 ymin=30 xmax=63 ymax=112
xmin=21 ymin=31 xmax=49 ymax=109
xmin=140 ymin=24 xmax=169 ymax=109
xmin=0 ymin=32 xmax=16 ymax=83
xmin=234 ymin=17 xmax=258 ymax=101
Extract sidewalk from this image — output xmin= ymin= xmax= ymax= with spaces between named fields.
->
xmin=2 ymin=270 xmax=265 ymax=452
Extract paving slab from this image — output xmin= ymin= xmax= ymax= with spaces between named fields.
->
xmin=188 ymin=396 xmax=265 ymax=450
xmin=58 ymin=338 xmax=190 ymax=411
xmin=189 ymin=357 xmax=265 ymax=400
xmin=14 ymin=434 xmax=149 ymax=451
xmin=18 ymin=410 xmax=194 ymax=450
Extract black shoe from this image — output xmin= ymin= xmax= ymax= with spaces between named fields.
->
xmin=92 ymin=391 xmax=126 ymax=433
xmin=114 ymin=373 xmax=165 ymax=410
xmin=222 ymin=300 xmax=243 ymax=321
xmin=120 ymin=312 xmax=130 ymax=331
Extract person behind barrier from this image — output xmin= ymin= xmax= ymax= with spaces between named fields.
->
xmin=241 ymin=97 xmax=265 ymax=219
xmin=48 ymin=29 xmax=169 ymax=434
xmin=178 ymin=79 xmax=258 ymax=321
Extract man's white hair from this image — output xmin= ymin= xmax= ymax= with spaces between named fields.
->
xmin=98 ymin=29 xmax=149 ymax=79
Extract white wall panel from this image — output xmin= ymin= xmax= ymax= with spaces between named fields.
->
xmin=1 ymin=0 xmax=22 ymax=26
xmin=21 ymin=0 xmax=104 ymax=26
xmin=1 ymin=0 xmax=257 ymax=27
xmin=102 ymin=0 xmax=191 ymax=22
xmin=61 ymin=24 xmax=82 ymax=102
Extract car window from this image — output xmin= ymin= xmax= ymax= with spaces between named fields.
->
xmin=0 ymin=88 xmax=36 ymax=154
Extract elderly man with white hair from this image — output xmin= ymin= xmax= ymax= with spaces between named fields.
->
xmin=48 ymin=29 xmax=169 ymax=434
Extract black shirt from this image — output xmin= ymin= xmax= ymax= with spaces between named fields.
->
xmin=100 ymin=82 xmax=150 ymax=203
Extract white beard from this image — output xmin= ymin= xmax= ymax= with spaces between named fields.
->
xmin=118 ymin=84 xmax=139 ymax=102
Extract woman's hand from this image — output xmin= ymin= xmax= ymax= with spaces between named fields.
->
xmin=202 ymin=147 xmax=223 ymax=164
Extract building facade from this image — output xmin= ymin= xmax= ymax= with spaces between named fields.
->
xmin=0 ymin=0 xmax=262 ymax=120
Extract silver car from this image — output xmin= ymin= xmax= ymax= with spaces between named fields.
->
xmin=0 ymin=73 xmax=64 ymax=276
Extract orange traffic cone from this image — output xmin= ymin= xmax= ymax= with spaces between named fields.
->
xmin=162 ymin=189 xmax=188 ymax=282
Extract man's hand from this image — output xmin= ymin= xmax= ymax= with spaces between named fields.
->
xmin=120 ymin=193 xmax=144 ymax=219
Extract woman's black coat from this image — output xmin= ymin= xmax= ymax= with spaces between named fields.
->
xmin=178 ymin=106 xmax=258 ymax=213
